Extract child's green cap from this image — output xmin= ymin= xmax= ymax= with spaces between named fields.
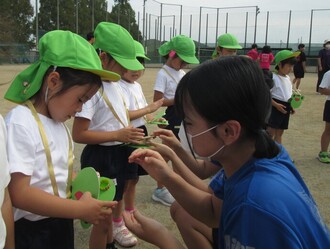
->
xmin=274 ymin=50 xmax=300 ymax=66
xmin=93 ymin=22 xmax=144 ymax=71
xmin=217 ymin=33 xmax=242 ymax=49
xmin=134 ymin=41 xmax=150 ymax=60
xmin=5 ymin=30 xmax=120 ymax=104
xmin=158 ymin=35 xmax=199 ymax=64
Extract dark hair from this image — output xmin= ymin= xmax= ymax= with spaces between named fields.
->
xmin=137 ymin=57 xmax=145 ymax=66
xmin=175 ymin=56 xmax=279 ymax=158
xmin=251 ymin=43 xmax=258 ymax=49
xmin=275 ymin=57 xmax=297 ymax=70
xmin=86 ymin=32 xmax=94 ymax=41
xmin=34 ymin=66 xmax=102 ymax=105
xmin=262 ymin=45 xmax=271 ymax=54
xmin=298 ymin=43 xmax=305 ymax=49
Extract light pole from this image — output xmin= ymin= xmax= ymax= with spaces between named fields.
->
xmin=308 ymin=8 xmax=330 ymax=55
xmin=57 ymin=0 xmax=59 ymax=29
xmin=253 ymin=6 xmax=260 ymax=44
xmin=143 ymin=0 xmax=146 ymax=47
xmin=35 ymin=0 xmax=38 ymax=48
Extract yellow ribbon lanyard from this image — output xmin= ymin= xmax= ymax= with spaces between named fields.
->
xmin=99 ymin=88 xmax=130 ymax=127
xmin=25 ymin=100 xmax=73 ymax=198
xmin=162 ymin=66 xmax=179 ymax=84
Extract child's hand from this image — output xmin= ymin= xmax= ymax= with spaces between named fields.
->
xmin=78 ymin=192 xmax=117 ymax=225
xmin=128 ymin=149 xmax=172 ymax=183
xmin=147 ymin=98 xmax=164 ymax=113
xmin=115 ymin=126 xmax=145 ymax=143
xmin=275 ymin=103 xmax=287 ymax=114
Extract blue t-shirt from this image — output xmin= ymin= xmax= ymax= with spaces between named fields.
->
xmin=211 ymin=145 xmax=330 ymax=249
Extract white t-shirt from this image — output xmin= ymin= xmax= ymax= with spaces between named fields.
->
xmin=75 ymin=81 xmax=130 ymax=146
xmin=0 ymin=115 xmax=10 ymax=248
xmin=154 ymin=64 xmax=186 ymax=100
xmin=5 ymin=105 xmax=72 ymax=221
xmin=319 ymin=71 xmax=330 ymax=101
xmin=271 ymin=73 xmax=293 ymax=102
xmin=119 ymin=79 xmax=148 ymax=128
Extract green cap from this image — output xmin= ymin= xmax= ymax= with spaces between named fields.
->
xmin=216 ymin=33 xmax=242 ymax=49
xmin=158 ymin=35 xmax=199 ymax=64
xmin=5 ymin=30 xmax=120 ymax=104
xmin=134 ymin=41 xmax=150 ymax=60
xmin=274 ymin=50 xmax=300 ymax=66
xmin=93 ymin=22 xmax=144 ymax=71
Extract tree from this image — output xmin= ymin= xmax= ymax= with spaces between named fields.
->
xmin=109 ymin=0 xmax=142 ymax=41
xmin=0 ymin=0 xmax=33 ymax=44
xmin=37 ymin=0 xmax=108 ymax=37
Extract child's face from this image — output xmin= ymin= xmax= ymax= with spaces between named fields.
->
xmin=278 ymin=62 xmax=294 ymax=76
xmin=47 ymin=83 xmax=99 ymax=122
xmin=123 ymin=70 xmax=143 ymax=83
xmin=169 ymin=57 xmax=187 ymax=71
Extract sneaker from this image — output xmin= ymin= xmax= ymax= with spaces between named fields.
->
xmin=317 ymin=152 xmax=330 ymax=163
xmin=106 ymin=242 xmax=118 ymax=249
xmin=113 ymin=221 xmax=137 ymax=247
xmin=152 ymin=187 xmax=175 ymax=206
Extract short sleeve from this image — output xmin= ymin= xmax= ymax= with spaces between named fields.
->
xmin=0 ymin=116 xmax=10 ymax=189
xmin=221 ymin=204 xmax=301 ymax=248
xmin=153 ymin=71 xmax=167 ymax=94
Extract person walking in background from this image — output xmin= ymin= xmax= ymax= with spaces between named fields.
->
xmin=267 ymin=50 xmax=300 ymax=144
xmin=258 ymin=45 xmax=274 ymax=71
xmin=316 ymin=39 xmax=330 ymax=93
xmin=153 ymin=34 xmax=199 ymax=206
xmin=247 ymin=43 xmax=259 ymax=61
xmin=293 ymin=43 xmax=307 ymax=90
xmin=4 ymin=30 xmax=117 ymax=249
xmin=317 ymin=70 xmax=330 ymax=163
xmin=212 ymin=33 xmax=242 ymax=58
xmin=258 ymin=45 xmax=275 ymax=89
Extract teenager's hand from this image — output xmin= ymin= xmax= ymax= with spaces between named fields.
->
xmin=128 ymin=149 xmax=173 ymax=183
xmin=153 ymin=129 xmax=182 ymax=150
xmin=123 ymin=210 xmax=184 ymax=249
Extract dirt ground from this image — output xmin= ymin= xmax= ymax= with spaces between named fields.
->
xmin=1 ymin=64 xmax=329 ymax=249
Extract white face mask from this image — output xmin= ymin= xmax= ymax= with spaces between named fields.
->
xmin=325 ymin=44 xmax=330 ymax=50
xmin=186 ymin=125 xmax=225 ymax=160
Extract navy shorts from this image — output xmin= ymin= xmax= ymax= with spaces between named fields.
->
xmin=163 ymin=106 xmax=181 ymax=139
xmin=323 ymin=100 xmax=330 ymax=122
xmin=267 ymin=99 xmax=292 ymax=130
xmin=15 ymin=218 xmax=74 ymax=249
xmin=80 ymin=144 xmax=138 ymax=201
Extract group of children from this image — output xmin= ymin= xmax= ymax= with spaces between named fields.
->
xmin=1 ymin=24 xmax=330 ymax=249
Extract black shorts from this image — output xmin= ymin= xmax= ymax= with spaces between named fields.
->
xmin=15 ymin=218 xmax=74 ymax=249
xmin=267 ymin=99 xmax=291 ymax=130
xmin=293 ymin=65 xmax=305 ymax=78
xmin=80 ymin=144 xmax=138 ymax=201
xmin=323 ymin=100 xmax=330 ymax=122
xmin=163 ymin=106 xmax=181 ymax=139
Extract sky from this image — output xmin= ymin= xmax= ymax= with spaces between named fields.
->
xmin=126 ymin=0 xmax=329 ymax=13
xmin=122 ymin=0 xmax=330 ymax=44
xmin=30 ymin=0 xmax=329 ymax=44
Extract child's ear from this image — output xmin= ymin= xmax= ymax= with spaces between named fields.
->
xmin=47 ymin=71 xmax=61 ymax=90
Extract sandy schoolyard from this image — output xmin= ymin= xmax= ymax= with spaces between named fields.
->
xmin=0 ymin=64 xmax=329 ymax=248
